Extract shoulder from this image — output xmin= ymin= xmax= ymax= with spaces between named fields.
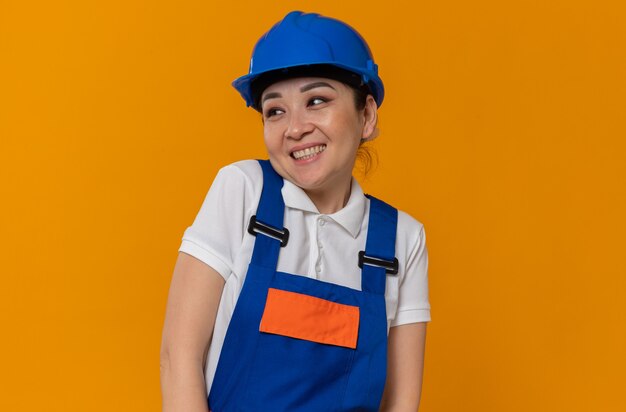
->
xmin=368 ymin=195 xmax=425 ymax=246
xmin=384 ymin=201 xmax=426 ymax=261
xmin=214 ymin=159 xmax=263 ymax=186
xmin=212 ymin=160 xmax=263 ymax=198
xmin=365 ymin=194 xmax=426 ymax=262
xmin=396 ymin=209 xmax=425 ymax=245
xmin=196 ymin=160 xmax=265 ymax=221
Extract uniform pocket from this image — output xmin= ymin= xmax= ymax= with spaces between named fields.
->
xmin=240 ymin=287 xmax=359 ymax=411
xmin=259 ymin=287 xmax=360 ymax=348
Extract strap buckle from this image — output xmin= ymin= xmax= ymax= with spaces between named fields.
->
xmin=358 ymin=251 xmax=399 ymax=275
xmin=247 ymin=215 xmax=289 ymax=247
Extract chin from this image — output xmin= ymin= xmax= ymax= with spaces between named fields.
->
xmin=291 ymin=176 xmax=326 ymax=191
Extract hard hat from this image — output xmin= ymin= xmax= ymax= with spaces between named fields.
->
xmin=232 ymin=11 xmax=384 ymax=110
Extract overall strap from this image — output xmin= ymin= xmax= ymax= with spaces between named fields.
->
xmin=249 ymin=160 xmax=288 ymax=270
xmin=360 ymin=195 xmax=399 ymax=295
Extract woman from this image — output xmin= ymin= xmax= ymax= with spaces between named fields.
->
xmin=161 ymin=11 xmax=430 ymax=412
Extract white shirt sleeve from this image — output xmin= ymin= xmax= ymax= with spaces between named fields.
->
xmin=390 ymin=223 xmax=431 ymax=327
xmin=178 ymin=163 xmax=257 ymax=280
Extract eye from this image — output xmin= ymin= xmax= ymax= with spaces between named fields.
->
xmin=308 ymin=97 xmax=328 ymax=106
xmin=264 ymin=107 xmax=285 ymax=118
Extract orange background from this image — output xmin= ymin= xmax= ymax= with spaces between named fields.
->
xmin=1 ymin=0 xmax=625 ymax=411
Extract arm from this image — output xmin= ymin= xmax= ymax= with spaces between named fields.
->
xmin=160 ymin=252 xmax=225 ymax=412
xmin=379 ymin=322 xmax=428 ymax=412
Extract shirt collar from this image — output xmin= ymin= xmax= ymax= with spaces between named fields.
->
xmin=281 ymin=178 xmax=366 ymax=238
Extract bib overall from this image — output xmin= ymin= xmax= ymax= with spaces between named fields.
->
xmin=208 ymin=160 xmax=398 ymax=412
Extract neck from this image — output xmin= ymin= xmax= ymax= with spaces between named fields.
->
xmin=305 ymin=177 xmax=353 ymax=215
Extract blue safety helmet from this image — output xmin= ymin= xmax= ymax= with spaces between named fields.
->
xmin=232 ymin=11 xmax=385 ymax=110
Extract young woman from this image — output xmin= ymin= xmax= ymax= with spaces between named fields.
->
xmin=160 ymin=11 xmax=430 ymax=412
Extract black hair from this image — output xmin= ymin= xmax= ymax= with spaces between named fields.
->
xmin=250 ymin=64 xmax=372 ymax=112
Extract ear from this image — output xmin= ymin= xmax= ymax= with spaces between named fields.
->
xmin=361 ymin=95 xmax=379 ymax=142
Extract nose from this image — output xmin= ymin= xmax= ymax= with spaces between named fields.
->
xmin=284 ymin=110 xmax=314 ymax=140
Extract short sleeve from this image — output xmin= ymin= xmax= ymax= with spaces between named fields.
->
xmin=390 ymin=223 xmax=431 ymax=327
xmin=178 ymin=163 xmax=258 ymax=280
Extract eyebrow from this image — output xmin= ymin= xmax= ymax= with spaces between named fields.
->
xmin=300 ymin=81 xmax=336 ymax=93
xmin=261 ymin=81 xmax=336 ymax=105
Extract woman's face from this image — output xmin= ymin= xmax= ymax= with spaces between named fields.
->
xmin=260 ymin=76 xmax=376 ymax=197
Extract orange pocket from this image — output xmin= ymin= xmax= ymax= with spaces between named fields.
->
xmin=259 ymin=288 xmax=360 ymax=349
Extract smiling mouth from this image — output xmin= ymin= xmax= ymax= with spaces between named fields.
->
xmin=291 ymin=144 xmax=327 ymax=160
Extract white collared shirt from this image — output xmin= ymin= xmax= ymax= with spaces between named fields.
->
xmin=179 ymin=160 xmax=430 ymax=393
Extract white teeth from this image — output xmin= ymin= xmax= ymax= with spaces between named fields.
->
xmin=292 ymin=145 xmax=326 ymax=160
